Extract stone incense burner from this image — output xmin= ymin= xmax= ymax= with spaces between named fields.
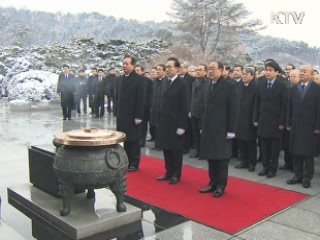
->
xmin=53 ymin=128 xmax=128 ymax=216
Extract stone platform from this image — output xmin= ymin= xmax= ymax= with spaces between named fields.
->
xmin=7 ymin=184 xmax=141 ymax=239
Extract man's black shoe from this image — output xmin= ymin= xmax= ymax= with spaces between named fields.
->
xmin=258 ymin=169 xmax=268 ymax=176
xmin=213 ymin=189 xmax=224 ymax=197
xmin=235 ymin=163 xmax=248 ymax=169
xmin=248 ymin=166 xmax=255 ymax=172
xmin=63 ymin=118 xmax=66 ymax=120
xmin=287 ymin=177 xmax=302 ymax=185
xmin=157 ymin=175 xmax=171 ymax=181
xmin=168 ymin=177 xmax=179 ymax=184
xmin=267 ymin=172 xmax=275 ymax=178
xmin=302 ymin=180 xmax=311 ymax=188
xmin=199 ymin=186 xmax=215 ymax=193
xmin=128 ymin=166 xmax=138 ymax=172
xmin=279 ymin=165 xmax=292 ymax=170
xmin=189 ymin=152 xmax=199 ymax=158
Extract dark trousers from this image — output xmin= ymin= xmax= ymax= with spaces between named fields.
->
xmin=292 ymin=154 xmax=314 ymax=181
xmin=260 ymin=137 xmax=281 ymax=174
xmin=62 ymin=107 xmax=72 ymax=119
xmin=76 ymin=96 xmax=87 ymax=113
xmin=183 ymin=118 xmax=192 ymax=152
xmin=232 ymin=139 xmax=239 ymax=157
xmin=88 ymin=93 xmax=95 ymax=114
xmin=124 ymin=141 xmax=141 ymax=169
xmin=238 ymin=140 xmax=257 ymax=167
xmin=149 ymin=124 xmax=157 ymax=140
xmin=207 ymin=159 xmax=229 ymax=190
xmin=163 ymin=149 xmax=183 ymax=179
xmin=191 ymin=116 xmax=201 ymax=153
xmin=106 ymin=95 xmax=114 ymax=113
xmin=140 ymin=109 xmax=150 ymax=147
xmin=95 ymin=96 xmax=105 ymax=117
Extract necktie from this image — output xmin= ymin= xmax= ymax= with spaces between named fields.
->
xmin=301 ymin=84 xmax=305 ymax=90
xmin=267 ymin=82 xmax=272 ymax=89
xmin=210 ymin=81 xmax=216 ymax=91
xmin=65 ymin=74 xmax=68 ymax=79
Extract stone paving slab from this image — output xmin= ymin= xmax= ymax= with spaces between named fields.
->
xmin=141 ymin=221 xmax=232 ymax=240
xmin=270 ymin=207 xmax=320 ymax=236
xmin=239 ymin=221 xmax=320 ymax=240
xmin=295 ymin=195 xmax=320 ymax=214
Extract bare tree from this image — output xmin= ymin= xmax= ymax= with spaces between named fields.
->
xmin=168 ymin=0 xmax=264 ymax=54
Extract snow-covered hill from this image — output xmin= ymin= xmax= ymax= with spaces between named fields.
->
xmin=0 ymin=39 xmax=168 ymax=102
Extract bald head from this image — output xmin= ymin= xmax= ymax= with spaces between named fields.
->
xmin=289 ymin=69 xmax=300 ymax=86
xmin=300 ymin=65 xmax=313 ymax=83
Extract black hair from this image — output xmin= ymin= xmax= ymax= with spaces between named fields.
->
xmin=123 ymin=55 xmax=137 ymax=66
xmin=167 ymin=57 xmax=180 ymax=68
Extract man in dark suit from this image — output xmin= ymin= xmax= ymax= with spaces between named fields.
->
xmin=104 ymin=68 xmax=117 ymax=114
xmin=189 ymin=64 xmax=208 ymax=158
xmin=253 ymin=61 xmax=287 ymax=178
xmin=75 ymin=69 xmax=88 ymax=114
xmin=157 ymin=57 xmax=190 ymax=184
xmin=235 ymin=67 xmax=257 ymax=171
xmin=93 ymin=69 xmax=106 ymax=118
xmin=135 ymin=65 xmax=153 ymax=147
xmin=199 ymin=61 xmax=238 ymax=197
xmin=150 ymin=64 xmax=167 ymax=150
xmin=286 ymin=65 xmax=320 ymax=188
xmin=87 ymin=68 xmax=98 ymax=115
xmin=180 ymin=62 xmax=195 ymax=154
xmin=57 ymin=65 xmax=76 ymax=120
xmin=116 ymin=56 xmax=146 ymax=172
xmin=231 ymin=65 xmax=244 ymax=159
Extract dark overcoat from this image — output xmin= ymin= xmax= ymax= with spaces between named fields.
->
xmin=116 ymin=71 xmax=146 ymax=141
xmin=93 ymin=77 xmax=106 ymax=107
xmin=150 ymin=78 xmax=164 ymax=126
xmin=104 ymin=74 xmax=117 ymax=97
xmin=200 ymin=77 xmax=239 ymax=160
xmin=236 ymin=80 xmax=257 ymax=141
xmin=190 ymin=78 xmax=208 ymax=118
xmin=57 ymin=74 xmax=76 ymax=108
xmin=287 ymin=81 xmax=320 ymax=156
xmin=157 ymin=77 xmax=190 ymax=150
xmin=253 ymin=76 xmax=287 ymax=139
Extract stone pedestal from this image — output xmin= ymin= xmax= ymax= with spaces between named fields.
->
xmin=8 ymin=184 xmax=141 ymax=240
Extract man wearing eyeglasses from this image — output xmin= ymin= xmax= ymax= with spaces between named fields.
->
xmin=199 ymin=61 xmax=239 ymax=197
xmin=189 ymin=64 xmax=209 ymax=158
xmin=156 ymin=57 xmax=190 ymax=184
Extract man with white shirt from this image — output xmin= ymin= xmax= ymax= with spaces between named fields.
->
xmin=199 ymin=61 xmax=239 ymax=197
xmin=116 ymin=56 xmax=146 ymax=172
xmin=253 ymin=61 xmax=287 ymax=178
xmin=286 ymin=65 xmax=320 ymax=188
xmin=156 ymin=57 xmax=190 ymax=184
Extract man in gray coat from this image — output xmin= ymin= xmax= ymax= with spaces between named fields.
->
xmin=199 ymin=61 xmax=239 ymax=197
xmin=286 ymin=65 xmax=320 ymax=188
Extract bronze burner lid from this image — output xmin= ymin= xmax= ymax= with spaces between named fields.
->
xmin=53 ymin=128 xmax=126 ymax=146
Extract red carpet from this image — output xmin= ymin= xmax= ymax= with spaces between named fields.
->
xmin=126 ymin=155 xmax=308 ymax=234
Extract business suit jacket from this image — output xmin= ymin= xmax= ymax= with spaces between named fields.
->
xmin=253 ymin=76 xmax=287 ymax=139
xmin=287 ymin=81 xmax=320 ymax=156
xmin=200 ymin=77 xmax=239 ymax=160
xmin=93 ymin=76 xmax=106 ymax=107
xmin=116 ymin=71 xmax=146 ymax=141
xmin=182 ymin=73 xmax=195 ymax=95
xmin=190 ymin=77 xmax=209 ymax=118
xmin=236 ymin=80 xmax=257 ymax=141
xmin=157 ymin=76 xmax=190 ymax=150
xmin=150 ymin=77 xmax=167 ymax=126
xmin=57 ymin=73 xmax=76 ymax=108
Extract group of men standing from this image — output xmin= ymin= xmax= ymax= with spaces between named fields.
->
xmin=57 ymin=65 xmax=117 ymax=120
xmin=57 ymin=56 xmax=320 ymax=198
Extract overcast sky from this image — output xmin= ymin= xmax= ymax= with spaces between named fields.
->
xmin=1 ymin=0 xmax=318 ymax=47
